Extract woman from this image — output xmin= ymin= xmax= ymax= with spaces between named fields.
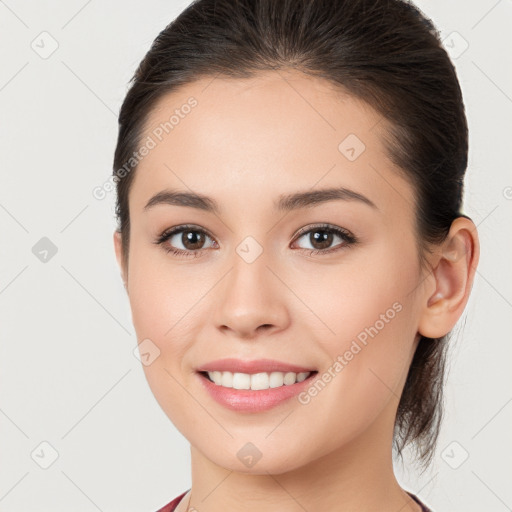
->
xmin=112 ymin=0 xmax=479 ymax=510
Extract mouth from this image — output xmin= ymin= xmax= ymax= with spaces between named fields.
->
xmin=198 ymin=370 xmax=319 ymax=390
xmin=196 ymin=369 xmax=319 ymax=413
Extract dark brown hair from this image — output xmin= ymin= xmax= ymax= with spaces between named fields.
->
xmin=113 ymin=0 xmax=469 ymax=471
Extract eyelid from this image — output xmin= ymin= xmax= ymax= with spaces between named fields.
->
xmin=156 ymin=224 xmax=215 ymax=242
xmin=293 ymin=222 xmax=354 ymax=239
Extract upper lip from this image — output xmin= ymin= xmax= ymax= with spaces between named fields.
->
xmin=196 ymin=358 xmax=317 ymax=374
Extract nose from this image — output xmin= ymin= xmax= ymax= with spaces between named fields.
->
xmin=213 ymin=248 xmax=290 ymax=339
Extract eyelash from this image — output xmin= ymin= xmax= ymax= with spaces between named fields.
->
xmin=153 ymin=223 xmax=358 ymax=258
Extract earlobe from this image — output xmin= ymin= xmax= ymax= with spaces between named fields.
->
xmin=418 ymin=217 xmax=480 ymax=338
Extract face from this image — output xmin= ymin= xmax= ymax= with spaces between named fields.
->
xmin=115 ymin=70 xmax=429 ymax=474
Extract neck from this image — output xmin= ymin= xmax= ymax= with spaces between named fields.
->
xmin=183 ymin=400 xmax=421 ymax=512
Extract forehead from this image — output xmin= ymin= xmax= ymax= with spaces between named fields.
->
xmin=130 ymin=70 xmax=414 ymax=219
xmin=141 ymin=70 xmax=383 ymax=155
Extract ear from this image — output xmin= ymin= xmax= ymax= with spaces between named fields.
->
xmin=113 ymin=230 xmax=128 ymax=293
xmin=417 ymin=217 xmax=480 ymax=338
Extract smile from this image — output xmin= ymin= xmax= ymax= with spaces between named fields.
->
xmin=197 ymin=370 xmax=319 ymax=413
xmin=203 ymin=370 xmax=313 ymax=390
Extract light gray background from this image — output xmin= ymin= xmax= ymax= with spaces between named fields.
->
xmin=0 ymin=1 xmax=510 ymax=511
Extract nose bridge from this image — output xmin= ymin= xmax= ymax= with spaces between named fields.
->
xmin=214 ymin=234 xmax=288 ymax=336
xmin=226 ymin=234 xmax=273 ymax=301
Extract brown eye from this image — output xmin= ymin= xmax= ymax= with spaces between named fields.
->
xmin=179 ymin=229 xmax=207 ymax=250
xmin=293 ymin=224 xmax=357 ymax=255
xmin=307 ymin=229 xmax=335 ymax=250
xmin=155 ymin=225 xmax=217 ymax=257
xmin=155 ymin=223 xmax=356 ymax=258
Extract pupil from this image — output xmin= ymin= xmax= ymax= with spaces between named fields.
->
xmin=184 ymin=230 xmax=204 ymax=249
xmin=312 ymin=230 xmax=332 ymax=249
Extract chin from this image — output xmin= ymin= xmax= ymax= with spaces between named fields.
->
xmin=199 ymin=443 xmax=310 ymax=475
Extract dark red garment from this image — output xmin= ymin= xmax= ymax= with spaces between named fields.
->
xmin=156 ymin=489 xmax=433 ymax=511
xmin=155 ymin=489 xmax=189 ymax=512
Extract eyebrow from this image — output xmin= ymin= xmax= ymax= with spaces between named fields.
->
xmin=143 ymin=186 xmax=378 ymax=214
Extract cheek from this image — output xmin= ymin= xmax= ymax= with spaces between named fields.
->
xmin=297 ymin=240 xmax=419 ymax=350
xmin=287 ymin=298 xmax=418 ymax=456
xmin=126 ymin=251 xmax=207 ymax=434
xmin=298 ymin=244 xmax=419 ymax=396
xmin=127 ymin=243 xmax=202 ymax=346
xmin=126 ymin=247 xmax=203 ymax=399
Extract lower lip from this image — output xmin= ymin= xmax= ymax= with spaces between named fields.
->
xmin=197 ymin=372 xmax=318 ymax=413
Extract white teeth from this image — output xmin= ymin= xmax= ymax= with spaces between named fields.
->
xmin=211 ymin=371 xmax=222 ymax=385
xmin=251 ymin=372 xmax=269 ymax=390
xmin=206 ymin=370 xmax=312 ymax=390
xmin=296 ymin=372 xmax=309 ymax=383
xmin=233 ymin=372 xmax=251 ymax=389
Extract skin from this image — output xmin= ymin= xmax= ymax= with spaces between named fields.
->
xmin=114 ymin=69 xmax=479 ymax=512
